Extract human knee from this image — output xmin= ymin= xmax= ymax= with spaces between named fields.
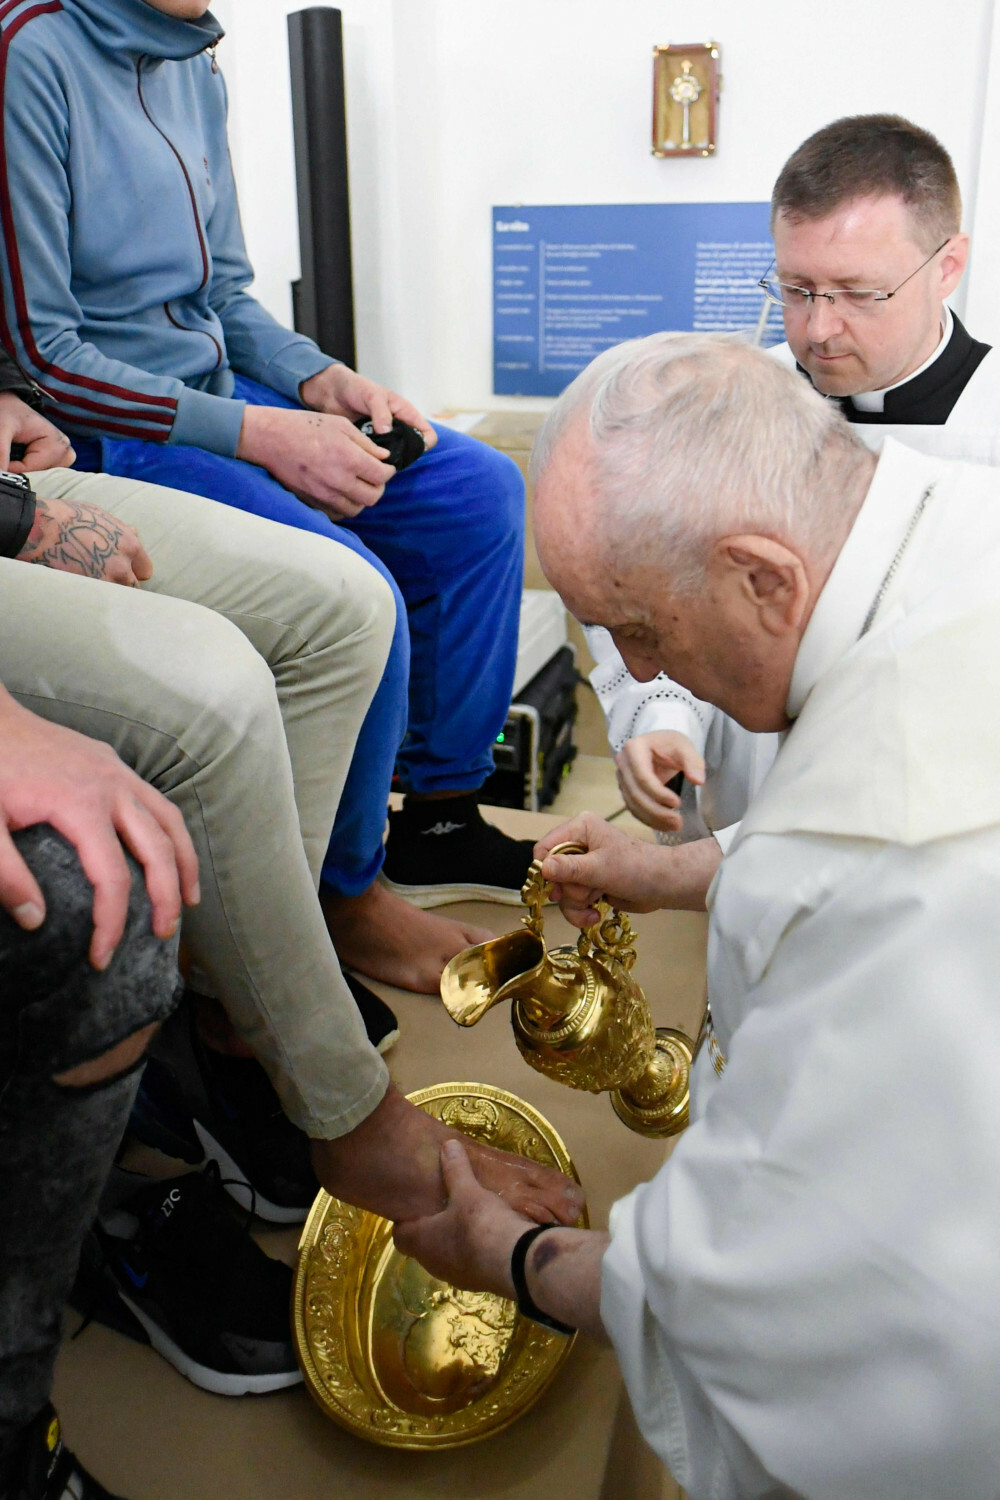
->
xmin=1 ymin=829 xmax=180 ymax=1084
xmin=308 ymin=546 xmax=398 ymax=669
xmin=53 ymin=1019 xmax=159 ymax=1089
xmin=474 ymin=445 xmax=526 ymax=534
xmin=3 ymin=825 xmax=100 ymax=971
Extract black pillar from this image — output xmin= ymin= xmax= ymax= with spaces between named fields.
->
xmin=287 ymin=7 xmax=356 ymax=366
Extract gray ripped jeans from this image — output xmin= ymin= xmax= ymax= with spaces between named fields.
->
xmin=0 ymin=825 xmax=180 ymax=1445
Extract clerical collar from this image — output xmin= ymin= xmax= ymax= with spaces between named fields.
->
xmin=786 ymin=440 xmax=939 ymax=718
xmin=833 ymin=311 xmax=991 ymax=425
xmin=850 ymin=307 xmax=953 ymax=413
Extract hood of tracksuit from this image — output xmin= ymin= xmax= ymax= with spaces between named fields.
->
xmin=59 ymin=0 xmax=222 ymax=62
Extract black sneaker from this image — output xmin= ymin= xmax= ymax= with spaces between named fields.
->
xmin=130 ymin=974 xmax=397 ymax=1223
xmin=0 ymin=1405 xmax=125 ymax=1500
xmin=344 ymin=971 xmax=400 ymax=1053
xmin=129 ymin=1005 xmax=319 ymax=1224
xmin=380 ymin=794 xmax=537 ymax=907
xmin=69 ymin=1164 xmax=302 ymax=1397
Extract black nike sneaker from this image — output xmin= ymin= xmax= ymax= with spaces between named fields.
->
xmin=379 ymin=793 xmax=537 ymax=907
xmin=69 ymin=1164 xmax=301 ymax=1397
xmin=129 ymin=1005 xmax=318 ymax=1224
xmin=129 ymin=973 xmax=398 ymax=1224
xmin=0 ymin=1406 xmax=124 ymax=1500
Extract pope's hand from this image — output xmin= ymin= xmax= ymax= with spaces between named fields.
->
xmin=533 ymin=812 xmax=669 ymax=928
xmin=393 ymin=1139 xmax=534 ymax=1298
xmin=614 ymin=731 xmax=706 ymax=832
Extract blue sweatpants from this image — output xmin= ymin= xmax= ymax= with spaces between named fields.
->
xmin=72 ymin=376 xmax=525 ymax=895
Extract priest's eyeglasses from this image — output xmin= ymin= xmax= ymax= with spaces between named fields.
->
xmin=758 ymin=239 xmax=950 ymax=313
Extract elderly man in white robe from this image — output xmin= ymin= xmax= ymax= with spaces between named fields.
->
xmin=394 ymin=332 xmax=1000 ymax=1500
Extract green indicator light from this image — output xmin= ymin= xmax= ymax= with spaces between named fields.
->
xmin=496 ymin=731 xmax=505 ymax=743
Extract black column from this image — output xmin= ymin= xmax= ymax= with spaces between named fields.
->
xmin=287 ymin=7 xmax=356 ymax=366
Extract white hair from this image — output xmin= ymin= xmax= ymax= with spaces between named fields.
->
xmin=530 ymin=332 xmax=870 ymax=594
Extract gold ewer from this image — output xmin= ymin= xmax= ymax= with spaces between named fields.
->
xmin=439 ymin=843 xmax=693 ymax=1137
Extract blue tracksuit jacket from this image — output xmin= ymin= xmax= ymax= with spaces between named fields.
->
xmin=0 ymin=0 xmax=329 ymax=454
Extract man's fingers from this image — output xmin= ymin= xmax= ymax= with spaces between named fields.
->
xmin=132 ymin=784 xmax=200 ymax=907
xmin=533 ymin=812 xmax=605 ymax=863
xmin=628 ymin=754 xmax=682 ymax=809
xmin=388 ymin=393 xmax=437 ymax=447
xmin=540 ymin=850 xmax=603 ymax=889
xmin=129 ymin=541 xmax=154 ymax=581
xmin=363 ymin=388 xmax=395 ymax=435
xmin=440 ymin=1138 xmax=478 ymax=1199
xmin=54 ymin=814 xmax=134 ymax=969
xmin=0 ymin=824 xmax=46 ymax=929
xmin=113 ymin=793 xmax=183 ymax=942
xmin=341 ymin=421 xmax=395 ymax=465
xmin=0 ymin=415 xmax=14 ymax=469
xmin=668 ymin=741 xmax=707 ymax=786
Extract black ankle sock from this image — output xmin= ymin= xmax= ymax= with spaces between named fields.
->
xmin=198 ymin=1045 xmax=282 ymax=1120
xmin=400 ymin=792 xmax=481 ymax=830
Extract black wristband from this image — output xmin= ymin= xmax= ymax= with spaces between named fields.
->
xmin=509 ymin=1225 xmax=576 ymax=1336
xmin=0 ymin=470 xmax=35 ymax=558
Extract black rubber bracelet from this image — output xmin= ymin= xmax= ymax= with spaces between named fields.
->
xmin=0 ymin=473 xmax=35 ymax=558
xmin=509 ymin=1224 xmax=576 ymax=1336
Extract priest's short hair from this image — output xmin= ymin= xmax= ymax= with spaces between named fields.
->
xmin=772 ymin=114 xmax=962 ymax=251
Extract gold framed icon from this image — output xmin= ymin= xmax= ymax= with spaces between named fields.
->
xmin=652 ymin=42 xmax=721 ymax=158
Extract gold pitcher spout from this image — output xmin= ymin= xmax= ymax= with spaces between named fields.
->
xmin=439 ymin=842 xmax=694 ymax=1138
xmin=439 ymin=928 xmax=547 ymax=1027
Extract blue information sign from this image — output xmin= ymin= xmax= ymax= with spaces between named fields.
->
xmin=493 ymin=202 xmax=783 ymax=397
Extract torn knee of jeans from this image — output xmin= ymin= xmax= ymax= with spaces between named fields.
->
xmin=51 ymin=1051 xmax=149 ymax=1096
xmin=51 ymin=1019 xmax=159 ymax=1091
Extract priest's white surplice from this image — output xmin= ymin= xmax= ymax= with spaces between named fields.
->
xmin=600 ymin=441 xmax=1000 ymax=1500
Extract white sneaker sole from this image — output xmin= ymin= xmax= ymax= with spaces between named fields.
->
xmin=377 ymin=872 xmax=537 ymax=909
xmin=118 ymin=1292 xmax=302 ymax=1397
xmin=193 ymin=1122 xmax=311 ymax=1226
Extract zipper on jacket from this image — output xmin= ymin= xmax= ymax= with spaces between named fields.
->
xmin=136 ymin=56 xmax=223 ymax=371
xmin=163 ymin=301 xmax=223 ymax=372
xmin=135 ymin=56 xmax=210 ymax=292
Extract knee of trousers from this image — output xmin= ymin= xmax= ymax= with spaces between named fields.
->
xmin=463 ymin=444 xmax=526 ymax=545
xmin=285 ymin=542 xmax=398 ymax=694
xmin=0 ymin=826 xmax=181 ymax=1082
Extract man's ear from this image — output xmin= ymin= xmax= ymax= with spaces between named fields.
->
xmin=938 ymin=233 xmax=969 ymax=298
xmin=715 ymin=535 xmax=811 ymax=636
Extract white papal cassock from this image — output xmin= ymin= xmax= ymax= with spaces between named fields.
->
xmin=600 ymin=439 xmax=1000 ymax=1500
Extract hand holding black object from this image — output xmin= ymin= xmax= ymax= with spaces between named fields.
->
xmin=353 ymin=415 xmax=426 ymax=473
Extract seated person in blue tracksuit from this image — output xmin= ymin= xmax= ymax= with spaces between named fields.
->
xmin=0 ymin=0 xmax=534 ymax=999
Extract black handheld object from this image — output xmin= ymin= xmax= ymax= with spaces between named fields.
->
xmin=354 ymin=415 xmax=426 ymax=473
xmin=0 ymin=468 xmax=35 ymax=557
xmin=9 ymin=441 xmax=26 ymax=463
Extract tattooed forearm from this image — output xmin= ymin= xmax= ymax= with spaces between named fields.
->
xmin=17 ymin=495 xmax=151 ymax=586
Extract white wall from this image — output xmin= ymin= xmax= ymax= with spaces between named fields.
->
xmin=212 ymin=0 xmax=996 ymax=414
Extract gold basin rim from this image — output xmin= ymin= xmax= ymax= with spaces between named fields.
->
xmin=292 ymin=1081 xmax=585 ymax=1450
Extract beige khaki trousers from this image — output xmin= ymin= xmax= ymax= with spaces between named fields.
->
xmin=0 ymin=467 xmax=394 ymax=1137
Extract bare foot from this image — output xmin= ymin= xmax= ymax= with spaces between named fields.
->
xmin=321 ymin=880 xmax=492 ymax=993
xmin=311 ymin=1086 xmax=586 ymax=1226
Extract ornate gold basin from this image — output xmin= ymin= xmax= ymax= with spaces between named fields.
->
xmin=440 ymin=844 xmax=694 ymax=1138
xmin=293 ymin=1082 xmax=585 ymax=1449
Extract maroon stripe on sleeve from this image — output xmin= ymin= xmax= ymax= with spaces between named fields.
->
xmin=0 ymin=2 xmax=178 ymax=419
xmin=42 ymin=383 xmax=175 ymax=424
